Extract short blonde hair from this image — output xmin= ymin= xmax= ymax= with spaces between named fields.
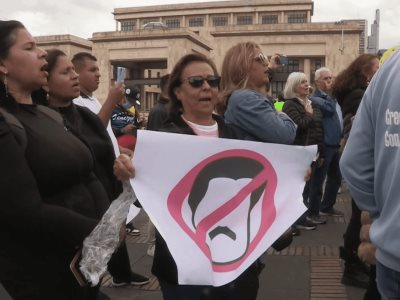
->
xmin=283 ymin=72 xmax=307 ymax=99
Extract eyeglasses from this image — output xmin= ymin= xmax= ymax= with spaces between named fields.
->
xmin=254 ymin=53 xmax=269 ymax=65
xmin=182 ymin=75 xmax=221 ymax=88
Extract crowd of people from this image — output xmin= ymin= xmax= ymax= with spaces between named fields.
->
xmin=1 ymin=19 xmax=399 ymax=300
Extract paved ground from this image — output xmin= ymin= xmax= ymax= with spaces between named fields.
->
xmin=101 ymin=185 xmax=367 ymax=300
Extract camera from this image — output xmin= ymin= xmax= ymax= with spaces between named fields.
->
xmin=277 ymin=55 xmax=288 ymax=65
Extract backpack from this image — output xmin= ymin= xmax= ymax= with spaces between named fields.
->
xmin=0 ymin=105 xmax=64 ymax=150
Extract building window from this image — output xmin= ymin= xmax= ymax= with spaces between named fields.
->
xmin=121 ymin=20 xmax=136 ymax=31
xmin=310 ymin=58 xmax=324 ymax=84
xmin=147 ymin=70 xmax=152 ymax=78
xmin=312 ymin=58 xmax=323 ymax=72
xmin=261 ymin=15 xmax=278 ymax=24
xmin=237 ymin=15 xmax=253 ymax=25
xmin=165 ymin=18 xmax=180 ymax=28
xmin=288 ymin=13 xmax=307 ymax=24
xmin=286 ymin=59 xmax=300 ymax=72
xmin=212 ymin=16 xmax=228 ymax=26
xmin=271 ymin=58 xmax=301 ymax=98
xmin=142 ymin=19 xmax=158 ymax=26
xmin=189 ymin=17 xmax=204 ymax=27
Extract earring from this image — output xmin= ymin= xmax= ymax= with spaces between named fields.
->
xmin=3 ymin=71 xmax=8 ymax=98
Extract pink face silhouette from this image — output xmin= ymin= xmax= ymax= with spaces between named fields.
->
xmin=167 ymin=149 xmax=277 ymax=272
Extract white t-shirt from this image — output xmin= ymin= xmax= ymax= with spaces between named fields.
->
xmin=181 ymin=116 xmax=218 ymax=137
xmin=73 ymin=95 xmax=120 ymax=156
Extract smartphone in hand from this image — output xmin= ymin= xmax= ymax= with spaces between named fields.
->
xmin=116 ymin=67 xmax=126 ymax=84
xmin=278 ymin=55 xmax=288 ymax=65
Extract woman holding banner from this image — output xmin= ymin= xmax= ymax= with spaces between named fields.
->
xmin=153 ymin=53 xmax=261 ymax=300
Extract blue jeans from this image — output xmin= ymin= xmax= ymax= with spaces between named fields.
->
xmin=376 ymin=261 xmax=400 ymax=300
xmin=303 ymin=145 xmax=341 ymax=216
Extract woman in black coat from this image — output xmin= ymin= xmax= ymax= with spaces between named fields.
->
xmin=0 ymin=20 xmax=112 ymax=300
xmin=282 ymin=72 xmax=325 ymax=229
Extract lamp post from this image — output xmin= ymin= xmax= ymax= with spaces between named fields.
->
xmin=335 ymin=20 xmax=345 ymax=54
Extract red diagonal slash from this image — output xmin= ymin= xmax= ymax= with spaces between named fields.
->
xmin=167 ymin=149 xmax=277 ymax=272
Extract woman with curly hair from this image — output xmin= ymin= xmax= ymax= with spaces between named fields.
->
xmin=333 ymin=53 xmax=380 ymax=299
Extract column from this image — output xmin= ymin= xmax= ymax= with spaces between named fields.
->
xmin=303 ymin=58 xmax=311 ymax=83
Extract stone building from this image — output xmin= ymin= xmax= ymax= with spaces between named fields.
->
xmin=36 ymin=0 xmax=364 ymax=110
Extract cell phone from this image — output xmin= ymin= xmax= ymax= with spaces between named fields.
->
xmin=278 ymin=55 xmax=288 ymax=65
xmin=70 ymin=250 xmax=88 ymax=287
xmin=116 ymin=67 xmax=126 ymax=84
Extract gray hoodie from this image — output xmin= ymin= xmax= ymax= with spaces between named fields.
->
xmin=340 ymin=50 xmax=400 ymax=272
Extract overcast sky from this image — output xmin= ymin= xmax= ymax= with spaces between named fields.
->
xmin=1 ymin=0 xmax=398 ymax=49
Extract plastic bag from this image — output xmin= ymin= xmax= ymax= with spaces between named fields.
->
xmin=79 ymin=183 xmax=136 ymax=286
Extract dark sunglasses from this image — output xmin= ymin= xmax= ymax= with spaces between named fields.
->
xmin=183 ymin=75 xmax=221 ymax=88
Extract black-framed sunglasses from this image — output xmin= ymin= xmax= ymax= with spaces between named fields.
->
xmin=183 ymin=75 xmax=221 ymax=88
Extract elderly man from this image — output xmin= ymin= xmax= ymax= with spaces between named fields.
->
xmin=305 ymin=67 xmax=343 ymax=224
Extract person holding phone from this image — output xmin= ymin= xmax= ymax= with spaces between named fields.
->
xmin=219 ymin=42 xmax=297 ymax=144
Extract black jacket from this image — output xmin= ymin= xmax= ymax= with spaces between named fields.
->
xmin=146 ymin=97 xmax=169 ymax=131
xmin=283 ymin=98 xmax=325 ymax=158
xmin=0 ymin=104 xmax=109 ymax=300
xmin=339 ymin=88 xmax=365 ymax=140
xmin=57 ymin=104 xmax=122 ymax=201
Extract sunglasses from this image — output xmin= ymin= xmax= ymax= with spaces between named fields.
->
xmin=183 ymin=75 xmax=221 ymax=88
xmin=254 ymin=53 xmax=269 ymax=65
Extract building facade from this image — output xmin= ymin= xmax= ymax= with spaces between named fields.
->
xmin=367 ymin=9 xmax=380 ymax=53
xmin=36 ymin=0 xmax=364 ymax=110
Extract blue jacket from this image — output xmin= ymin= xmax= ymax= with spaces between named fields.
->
xmin=224 ymin=89 xmax=296 ymax=144
xmin=310 ymin=89 xmax=343 ymax=146
xmin=340 ymin=50 xmax=400 ymax=272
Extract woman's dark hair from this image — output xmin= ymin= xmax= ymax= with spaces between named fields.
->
xmin=0 ymin=20 xmax=25 ymax=104
xmin=0 ymin=20 xmax=24 ymax=60
xmin=332 ymin=53 xmax=378 ymax=103
xmin=46 ymin=49 xmax=67 ymax=75
xmin=32 ymin=49 xmax=67 ymax=105
xmin=167 ymin=53 xmax=218 ymax=118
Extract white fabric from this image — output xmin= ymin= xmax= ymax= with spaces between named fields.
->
xmin=131 ymin=130 xmax=316 ymax=286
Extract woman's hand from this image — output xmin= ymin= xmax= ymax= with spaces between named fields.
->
xmin=113 ymin=153 xmax=135 ymax=181
xmin=269 ymin=54 xmax=282 ymax=70
xmin=305 ymin=102 xmax=313 ymax=114
xmin=304 ymin=167 xmax=312 ymax=181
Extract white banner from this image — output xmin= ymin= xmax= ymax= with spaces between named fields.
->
xmin=131 ymin=130 xmax=316 ymax=286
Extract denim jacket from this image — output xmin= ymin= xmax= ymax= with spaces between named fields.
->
xmin=224 ymin=89 xmax=296 ymax=144
xmin=310 ymin=89 xmax=343 ymax=146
